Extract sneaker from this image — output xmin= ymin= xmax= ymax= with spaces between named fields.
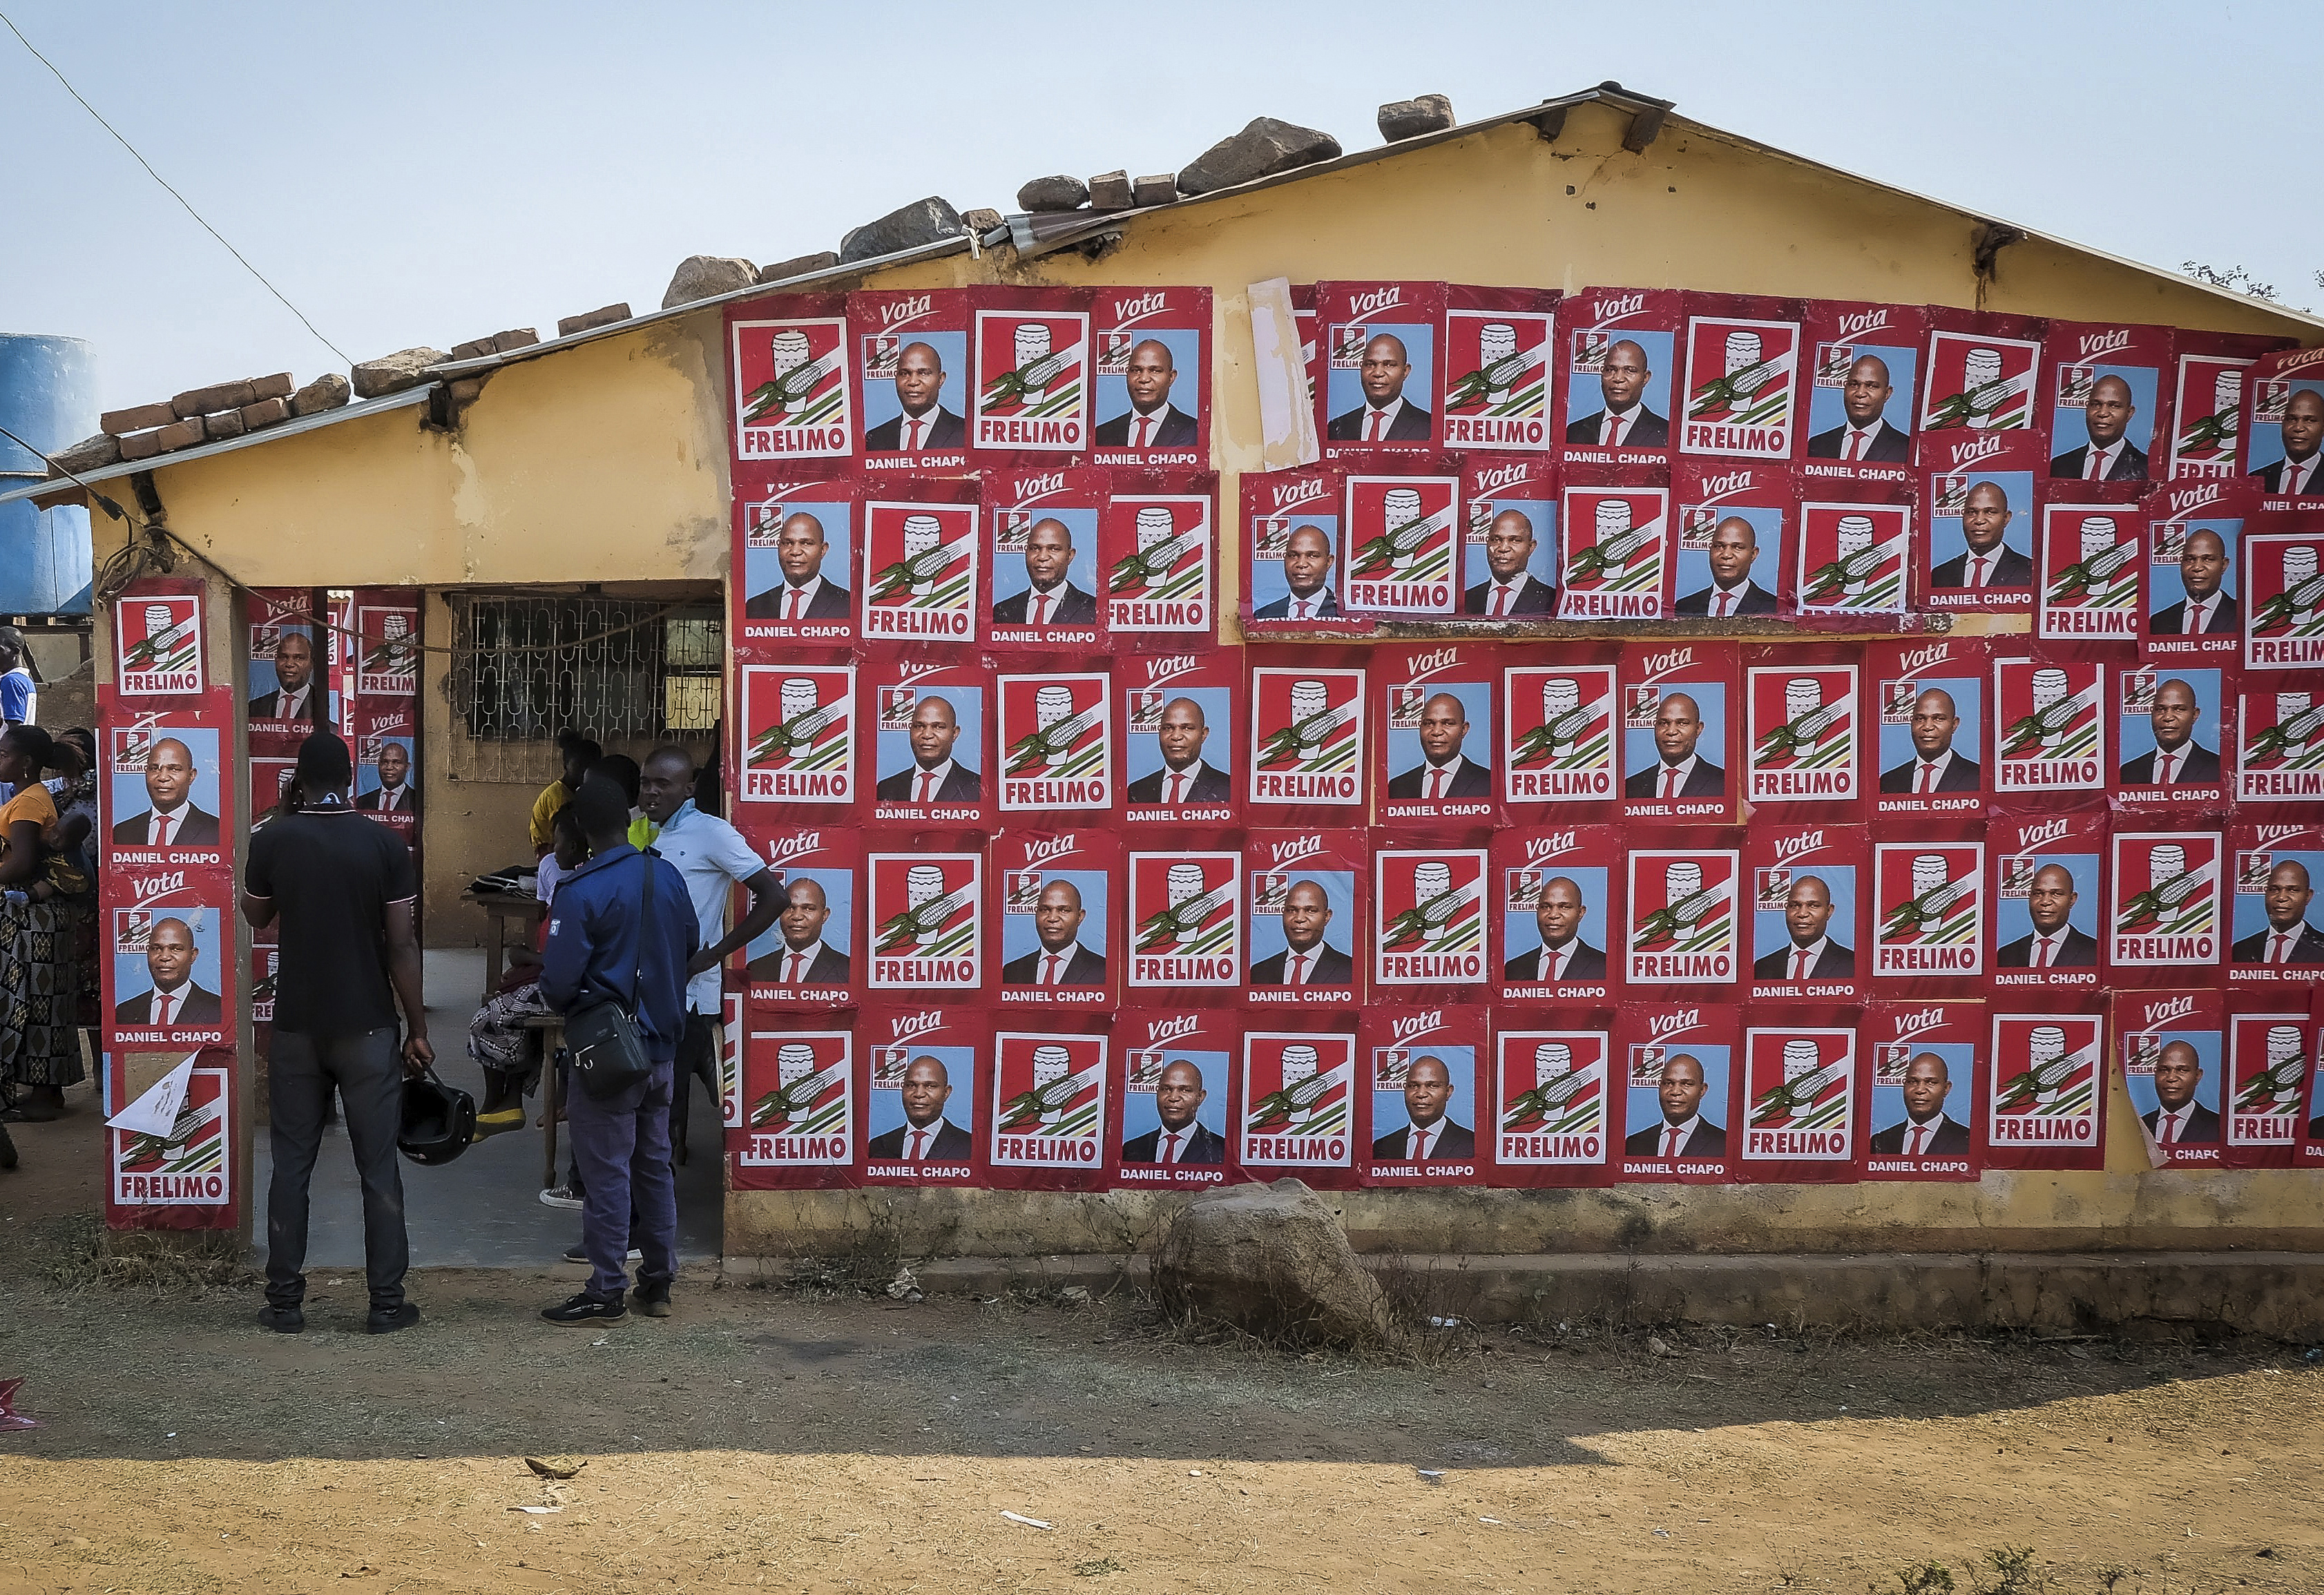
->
xmin=541 ymin=1292 xmax=626 ymax=1325
xmin=539 ymin=1185 xmax=584 ymax=1210
xmin=634 ymin=1280 xmax=672 ymax=1318
xmin=562 ymin=1243 xmax=644 ymax=1264
xmin=367 ymin=1302 xmax=421 ymax=1335
xmin=257 ymin=1304 xmax=305 ymax=1333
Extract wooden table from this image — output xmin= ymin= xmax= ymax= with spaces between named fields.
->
xmin=466 ymin=891 xmax=546 ymax=1005
xmin=518 ymin=1012 xmax=568 ymax=1190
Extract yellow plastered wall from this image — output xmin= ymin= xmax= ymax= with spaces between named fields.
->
xmin=94 ymin=97 xmax=2318 ymax=1257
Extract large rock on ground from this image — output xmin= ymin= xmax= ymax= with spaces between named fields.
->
xmin=1155 ymin=1177 xmax=1396 ymax=1350
xmin=662 ymin=254 xmax=758 ymax=309
xmin=1175 ymin=117 xmax=1342 ymax=196
xmin=839 ymin=197 xmax=963 ymax=264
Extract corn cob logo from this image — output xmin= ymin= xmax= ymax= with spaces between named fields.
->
xmin=1684 ymin=320 xmax=1798 ymax=432
xmin=1001 ymin=675 xmax=1108 ymax=781
xmin=2242 ymin=689 xmax=2324 ymax=777
xmin=992 ymin=1036 xmax=1107 ymax=1157
xmin=115 ymin=592 xmax=205 ymax=695
xmin=1921 ymin=334 xmax=2038 ymax=433
xmin=974 ymin=313 xmax=1089 ymax=450
xmin=735 ymin=318 xmax=852 ymax=460
xmin=1995 ymin=662 xmax=2101 ymax=768
xmin=1798 ymin=506 xmax=1908 ymax=612
xmin=1105 ymin=497 xmax=1210 ymax=628
xmin=2229 ymin=1020 xmax=2308 ymax=1128
xmin=1443 ymin=312 xmax=1549 ymax=421
xmin=1745 ymin=1033 xmax=1854 ymax=1135
xmin=1240 ymin=1036 xmax=1354 ymax=1161
xmin=1878 ymin=846 xmax=1981 ymax=949
xmin=1629 ymin=856 xmax=1734 ymax=956
xmin=1990 ymin=1018 xmax=2100 ymax=1129
xmin=1346 ymin=478 xmax=1457 ymax=585
xmin=863 ymin=503 xmax=977 ymax=626
xmin=740 ymin=1035 xmax=852 ymax=1166
xmin=740 ymin=666 xmax=854 ymax=804
xmin=1504 ymin=667 xmax=1615 ymax=780
xmin=2169 ymin=357 xmax=2247 ymax=469
xmin=1129 ymin=854 xmax=1240 ymax=966
xmin=1497 ymin=1035 xmax=1608 ymax=1155
xmin=1560 ymin=491 xmax=1664 ymax=595
xmin=1253 ymin=671 xmax=1361 ymax=775
xmin=867 ymin=854 xmax=981 ymax=989
xmin=2251 ymin=540 xmax=2324 ymax=639
xmin=1750 ymin=669 xmax=1855 ymax=777
xmin=112 ymin=1064 xmax=231 ymax=1206
xmin=2112 ymin=837 xmax=2216 ymax=938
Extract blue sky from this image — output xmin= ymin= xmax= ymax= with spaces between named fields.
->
xmin=1 ymin=1 xmax=2314 ymax=414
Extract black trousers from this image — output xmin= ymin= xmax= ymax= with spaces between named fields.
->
xmin=267 ymin=1027 xmax=408 ymax=1310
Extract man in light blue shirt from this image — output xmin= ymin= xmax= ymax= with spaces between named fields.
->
xmin=638 ymin=745 xmax=782 ymax=1159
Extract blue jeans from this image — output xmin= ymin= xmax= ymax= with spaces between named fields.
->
xmin=564 ymin=1056 xmax=677 ymax=1299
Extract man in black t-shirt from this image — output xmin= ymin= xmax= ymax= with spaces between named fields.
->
xmin=241 ymin=732 xmax=432 ymax=1335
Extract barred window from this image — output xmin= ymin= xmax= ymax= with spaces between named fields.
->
xmin=445 ymin=592 xmax=722 ymax=745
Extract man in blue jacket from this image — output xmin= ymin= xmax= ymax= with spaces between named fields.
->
xmin=538 ymin=780 xmax=697 ymax=1324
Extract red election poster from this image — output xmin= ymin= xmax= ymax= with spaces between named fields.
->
xmin=1110 ymin=1008 xmax=1238 ymax=1190
xmin=352 ymin=700 xmax=419 ymax=843
xmin=864 ymin=842 xmax=986 ymax=997
xmin=2142 ymin=479 xmax=2248 ymax=661
xmin=729 ymin=1019 xmax=856 ymax=1191
xmin=2037 ymin=494 xmax=2146 ymax=644
xmin=1239 ymin=1023 xmax=1363 ymax=1188
xmin=1992 ymin=650 xmax=2107 ymax=805
xmin=1915 ymin=312 xmax=2048 ymax=470
xmin=1501 ymin=650 xmax=1621 ymax=818
xmin=105 ymin=875 xmax=235 ymax=1049
xmin=1671 ymin=459 xmax=1786 ymax=619
xmin=1111 ymin=648 xmax=1235 ymax=822
xmin=2238 ymin=345 xmax=2324 ymax=494
xmin=1624 ymin=836 xmax=1745 ymax=994
xmin=2164 ymin=334 xmax=2292 ymax=481
xmin=1371 ymin=835 xmax=1492 ymax=998
xmin=1101 ymin=472 xmax=1217 ymax=641
xmin=1459 ymin=453 xmax=1559 ymax=618
xmin=736 ymin=822 xmax=859 ymax=1009
xmin=100 ymin=698 xmax=232 ymax=868
xmin=2115 ymin=988 xmax=2225 ymax=1170
xmin=1120 ymin=648 xmax=1238 ymax=826
xmin=1088 ymin=284 xmax=1210 ymax=467
xmin=1746 ymin=822 xmax=1867 ymax=1002
xmin=1375 ymin=639 xmax=1498 ymax=825
xmin=849 ymin=287 xmax=972 ymax=471
xmin=244 ymin=587 xmax=325 ymax=746
xmin=1677 ymin=295 xmax=1805 ymax=461
xmin=113 ymin=580 xmax=207 ymax=701
xmin=1557 ymin=476 xmax=1671 ymax=621
xmin=988 ymin=1025 xmax=1113 ymax=1190
xmin=2044 ymin=320 xmax=2171 ymax=484
xmin=2234 ymin=680 xmax=2324 ymax=809
xmin=986 ymin=465 xmax=1106 ymax=650
xmin=1245 ymin=828 xmax=1364 ymax=1007
xmin=867 ymin=655 xmax=991 ymax=828
xmin=729 ymin=293 xmax=853 ymax=465
xmin=992 ymin=828 xmax=1119 ymax=1012
xmin=2109 ymin=826 xmax=2227 ymax=986
xmin=1869 ymin=831 xmax=1988 ymax=994
xmin=1246 ymin=650 xmax=1366 ymax=821
xmin=1920 ymin=454 xmax=2036 ymax=615
xmin=736 ymin=661 xmax=857 ymax=814
xmin=1361 ymin=1006 xmax=1488 ymax=1187
xmin=249 ymin=751 xmax=296 ymax=835
xmin=1615 ymin=1002 xmax=1739 ymax=1184
xmin=1440 ymin=286 xmax=1558 ymax=453
xmin=1619 ymin=639 xmax=1740 ymax=824
xmin=1494 ymin=824 xmax=1622 ymax=1003
xmin=1862 ymin=1000 xmax=1982 ymax=1182
xmin=860 ymin=481 xmax=982 ymax=648
xmin=1241 ymin=463 xmax=1352 ymax=630
xmin=2115 ymin=663 xmax=2231 ymax=813
xmin=1736 ymin=1014 xmax=1865 ymax=1183
xmin=1985 ymin=1009 xmax=2106 ymax=1171
xmin=720 ymin=988 xmax=743 ymax=1131
xmin=1316 ymin=279 xmax=1446 ymax=455
xmin=857 ymin=1003 xmax=986 ymax=1187
xmin=1124 ymin=847 xmax=1242 ymax=999
xmin=1292 ymin=283 xmax=1318 ymax=414
xmin=1990 ymin=809 xmax=2108 ymax=994
xmin=1869 ymin=634 xmax=1990 ymax=818
xmin=1488 ymin=1017 xmax=1618 ymax=1188
xmin=1791 ymin=492 xmax=1912 ymax=622
xmin=1742 ymin=647 xmax=1865 ymax=818
xmin=2226 ymin=820 xmax=2324 ymax=988
xmin=2223 ymin=1007 xmax=2312 ymax=1170
xmin=2243 ymin=529 xmax=2324 ymax=670
xmin=1557 ymin=285 xmax=1683 ymax=467
xmin=348 ymin=588 xmax=420 ymax=704
xmin=995 ymin=661 xmax=1115 ymax=818
xmin=733 ymin=476 xmax=862 ymax=649
xmin=1339 ymin=464 xmax=1462 ymax=620
xmin=106 ymin=1048 xmax=235 ymax=1228
xmin=968 ymin=287 xmax=1092 ymax=460
xmin=1799 ymin=300 xmax=1927 ymax=481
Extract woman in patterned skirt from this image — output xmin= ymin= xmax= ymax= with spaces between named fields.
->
xmin=0 ymin=725 xmax=85 ymax=1121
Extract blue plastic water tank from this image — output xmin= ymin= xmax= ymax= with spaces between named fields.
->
xmin=0 ymin=332 xmax=98 ymax=615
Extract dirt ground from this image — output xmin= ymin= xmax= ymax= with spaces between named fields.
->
xmin=2 ymin=1104 xmax=2321 ymax=1594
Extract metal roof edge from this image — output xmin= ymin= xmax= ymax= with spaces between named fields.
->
xmin=0 ymin=384 xmax=436 ymax=509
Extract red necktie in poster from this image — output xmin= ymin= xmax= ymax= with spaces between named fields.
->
xmin=1367 ymin=410 xmax=1384 ymax=442
xmin=1662 ymin=766 xmax=1680 ymax=799
xmin=1604 ymin=414 xmax=1624 ymax=447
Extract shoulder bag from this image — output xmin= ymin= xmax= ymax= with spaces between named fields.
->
xmin=566 ymin=851 xmax=660 ymax=1101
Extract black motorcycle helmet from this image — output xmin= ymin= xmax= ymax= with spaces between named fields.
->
xmin=398 ymin=1068 xmax=477 ymax=1166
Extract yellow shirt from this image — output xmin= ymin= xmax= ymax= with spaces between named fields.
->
xmin=0 ymin=782 xmax=57 ymax=866
xmin=529 ymin=780 xmax=569 ymax=853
